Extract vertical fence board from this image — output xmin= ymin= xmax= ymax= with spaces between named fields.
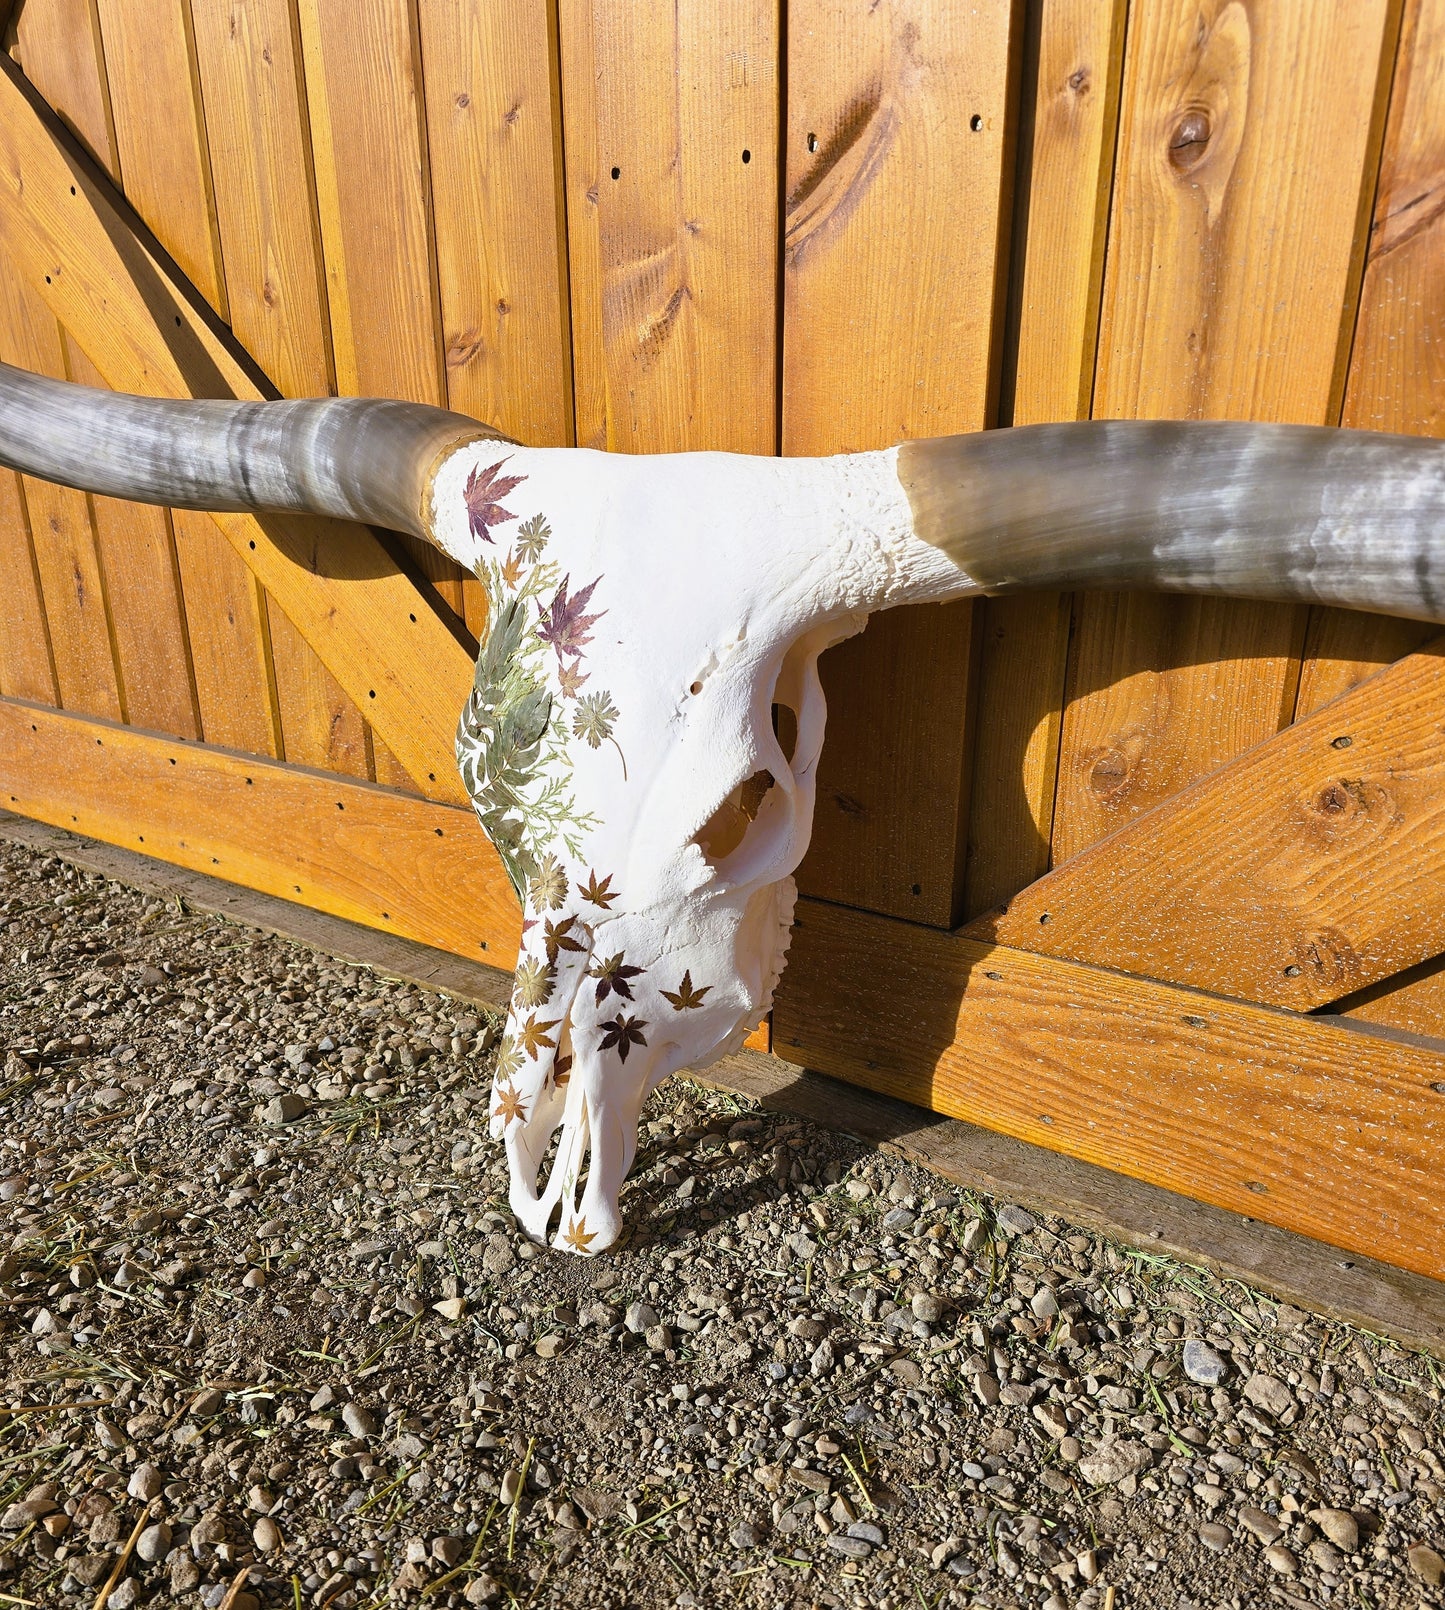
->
xmin=786 ymin=0 xmax=1020 ymax=926
xmin=191 ymin=0 xmax=334 ymax=400
xmin=1051 ymin=0 xmax=1397 ymax=867
xmin=93 ymin=0 xmax=229 ymax=319
xmin=1296 ymin=0 xmax=1445 ymax=721
xmin=10 ymin=0 xmax=116 ymax=174
xmin=171 ymin=509 xmax=282 ymax=757
xmin=560 ymin=0 xmax=778 ymax=456
xmin=0 ymin=469 xmax=57 ymax=705
xmin=555 ymin=0 xmax=605 ymax=450
xmin=0 ymin=265 xmax=122 ymax=721
xmin=192 ymin=0 xmax=389 ymax=777
xmin=65 ymin=338 xmax=200 ymax=740
xmin=418 ymin=0 xmax=572 ymax=450
xmin=962 ymin=0 xmax=1127 ymax=922
xmin=297 ymin=0 xmax=469 ymax=632
xmin=266 ymin=598 xmax=370 ymax=777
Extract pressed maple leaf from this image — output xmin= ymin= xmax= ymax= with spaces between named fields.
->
xmin=543 ymin=913 xmax=588 ymax=965
xmin=562 ymin=1215 xmax=596 ymax=1252
xmin=661 ymin=970 xmax=711 ymax=1012
xmin=536 ymin=574 xmax=604 ymax=662
xmin=464 ymin=459 xmax=524 ymax=544
xmin=552 ymin=1054 xmax=573 ymax=1088
xmin=580 ymin=870 xmax=618 ymax=909
xmin=599 ymin=1013 xmax=648 ymax=1063
xmin=556 ymin=659 xmax=589 ymax=699
xmin=512 ymin=956 xmax=555 ymax=1010
xmin=492 ymin=1080 xmax=527 ymax=1125
xmin=588 ymin=951 xmax=644 ymax=1006
xmin=501 ymin=549 xmax=525 ymax=588
xmin=518 ymin=1012 xmax=561 ymax=1059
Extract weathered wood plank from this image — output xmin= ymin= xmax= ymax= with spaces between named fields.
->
xmin=170 ymin=507 xmax=282 ymax=758
xmin=1295 ymin=0 xmax=1445 ymax=719
xmin=1053 ymin=0 xmax=1398 ymax=864
xmin=0 ymin=697 xmax=520 ymax=967
xmin=974 ymin=642 xmax=1445 ymax=1010
xmin=64 ymin=336 xmax=200 ymax=741
xmin=962 ymin=0 xmax=1127 ymax=921
xmin=418 ymin=0 xmax=572 ymax=449
xmin=266 ymin=596 xmax=370 ymax=779
xmin=296 ymin=0 xmax=468 ymax=630
xmin=9 ymin=0 xmax=116 ymax=176
xmin=190 ymin=0 xmax=334 ymax=400
xmin=786 ymin=0 xmax=1021 ymax=926
xmin=774 ymin=898 xmax=1445 ymax=1284
xmin=561 ymin=0 xmax=777 ymax=455
xmin=0 ymin=468 xmax=57 ymax=704
xmin=0 ymin=258 xmax=121 ymax=721
xmin=191 ymin=0 xmax=386 ymax=777
xmin=554 ymin=0 xmax=605 ymax=450
xmin=0 ymin=56 xmax=474 ymax=805
xmin=93 ymin=0 xmax=229 ymax=319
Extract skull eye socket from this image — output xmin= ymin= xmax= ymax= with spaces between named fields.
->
xmin=696 ymin=768 xmax=775 ymax=863
xmin=693 ymin=700 xmax=798 ymax=867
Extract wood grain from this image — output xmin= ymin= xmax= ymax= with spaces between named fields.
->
xmin=786 ymin=0 xmax=1021 ymax=926
xmin=1296 ymin=0 xmax=1445 ymax=724
xmin=0 ymin=696 xmax=520 ymax=967
xmin=561 ymin=0 xmax=778 ymax=455
xmin=0 ymin=257 xmax=121 ymax=720
xmin=63 ymin=336 xmax=200 ymax=740
xmin=974 ymin=641 xmax=1445 ymax=1011
xmin=418 ymin=0 xmax=572 ymax=448
xmin=266 ymin=596 xmax=369 ymax=778
xmin=191 ymin=0 xmax=386 ymax=776
xmin=93 ymin=0 xmax=229 ymax=319
xmin=1054 ymin=0 xmax=1398 ymax=864
xmin=0 ymin=468 xmax=57 ymax=704
xmin=297 ymin=0 xmax=467 ymax=627
xmin=962 ymin=0 xmax=1127 ymax=921
xmin=0 ymin=56 xmax=473 ymax=804
xmin=774 ymin=897 xmax=1445 ymax=1284
xmin=190 ymin=0 xmax=334 ymax=400
xmin=170 ymin=507 xmax=281 ymax=758
xmin=10 ymin=0 xmax=116 ymax=176
xmin=554 ymin=0 xmax=605 ymax=450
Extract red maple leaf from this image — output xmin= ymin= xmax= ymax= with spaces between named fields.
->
xmin=464 ymin=460 xmax=524 ymax=544
xmin=537 ymin=575 xmax=604 ymax=661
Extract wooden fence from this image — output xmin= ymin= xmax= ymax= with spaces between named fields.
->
xmin=0 ymin=0 xmax=1442 ymax=1282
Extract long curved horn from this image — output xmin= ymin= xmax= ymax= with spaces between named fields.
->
xmin=898 ymin=421 xmax=1445 ymax=623
xmin=0 ymin=360 xmax=499 ymax=542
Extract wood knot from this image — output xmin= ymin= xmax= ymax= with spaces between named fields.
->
xmin=1316 ymin=781 xmax=1351 ymax=815
xmin=1089 ymin=750 xmax=1130 ymax=799
xmin=1168 ymin=110 xmax=1212 ymax=169
xmin=1067 ymin=67 xmax=1090 ymax=95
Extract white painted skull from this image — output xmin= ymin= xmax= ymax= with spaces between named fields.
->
xmin=426 ymin=444 xmax=962 ymax=1253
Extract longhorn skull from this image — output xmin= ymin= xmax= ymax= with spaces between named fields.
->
xmin=4 ymin=360 xmax=1444 ymax=1252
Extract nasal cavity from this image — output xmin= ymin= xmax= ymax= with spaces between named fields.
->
xmin=695 ymin=770 xmax=775 ymax=863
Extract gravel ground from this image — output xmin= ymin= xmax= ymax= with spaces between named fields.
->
xmin=1 ymin=837 xmax=1443 ymax=1610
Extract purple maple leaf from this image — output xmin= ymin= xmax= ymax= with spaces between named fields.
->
xmin=464 ymin=460 xmax=525 ymax=544
xmin=537 ymin=575 xmax=605 ymax=662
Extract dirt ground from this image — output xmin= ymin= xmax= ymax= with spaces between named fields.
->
xmin=1 ymin=836 xmax=1443 ymax=1610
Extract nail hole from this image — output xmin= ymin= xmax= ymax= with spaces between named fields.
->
xmin=1182 ymin=1014 xmax=1206 ymax=1028
xmin=44 ymin=275 xmax=51 ymax=284
xmin=70 ymin=185 xmax=76 ymax=195
xmin=970 ymin=114 xmax=984 ymax=132
xmin=984 ymin=971 xmax=1003 ymax=982
xmin=382 ymin=911 xmax=390 ymax=920
xmin=610 ymin=166 xmax=620 ymax=180
xmin=1038 ymin=1115 xmax=1054 ymax=1125
xmin=1331 ymin=734 xmax=1353 ymax=749
xmin=741 ymin=149 xmax=751 ymax=163
xmin=428 ymin=772 xmax=436 ymax=781
xmin=806 ymin=132 xmax=817 ymax=152
xmin=689 ymin=681 xmax=703 ymax=695
xmin=1038 ymin=911 xmax=1050 ymax=924
xmin=1245 ymin=1182 xmax=1268 ymax=1194
xmin=910 ymin=883 xmax=922 ymax=896
xmin=368 ymin=689 xmax=376 ymax=699
xmin=480 ymin=941 xmax=489 ymax=951
xmin=168 ymin=758 xmax=176 ymax=766
xmin=336 ymin=801 xmax=344 ymax=810
xmin=248 ymin=540 xmax=256 ymax=549
xmin=1430 ymin=1081 xmax=1445 ymax=1094
xmin=245 ymin=777 xmax=253 ymax=785
xmin=409 ymin=613 xmax=417 ymax=622
xmin=175 ymin=315 xmax=182 ymax=326
xmin=434 ymin=828 xmax=444 ymax=837
xmin=1283 ymin=964 xmax=1301 ymax=977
